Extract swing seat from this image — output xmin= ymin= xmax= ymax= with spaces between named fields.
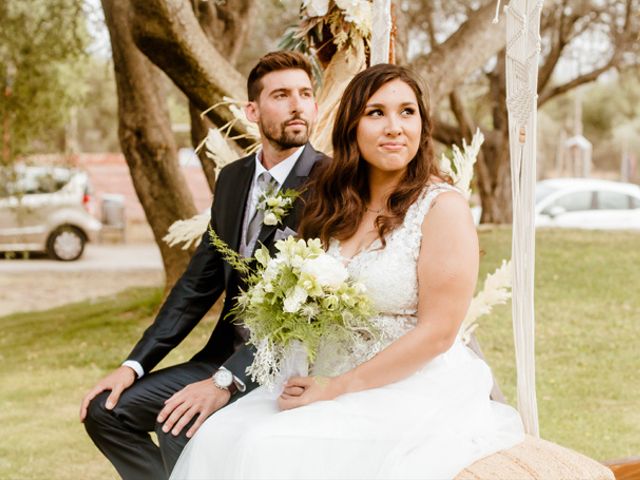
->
xmin=455 ymin=435 xmax=615 ymax=480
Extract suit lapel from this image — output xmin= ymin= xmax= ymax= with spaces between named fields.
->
xmin=253 ymin=143 xmax=320 ymax=253
xmin=224 ymin=155 xmax=255 ymax=251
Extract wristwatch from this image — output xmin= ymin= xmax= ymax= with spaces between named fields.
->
xmin=212 ymin=368 xmax=238 ymax=395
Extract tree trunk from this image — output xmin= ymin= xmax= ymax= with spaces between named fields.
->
xmin=477 ymin=50 xmax=512 ymax=224
xmin=101 ymin=0 xmax=198 ymax=289
xmin=186 ymin=0 xmax=254 ymax=193
xmin=477 ymin=133 xmax=512 ymax=224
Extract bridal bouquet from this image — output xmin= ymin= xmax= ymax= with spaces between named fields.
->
xmin=209 ymin=228 xmax=378 ymax=389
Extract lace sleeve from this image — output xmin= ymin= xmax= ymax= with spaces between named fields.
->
xmin=403 ymin=183 xmax=463 ymax=258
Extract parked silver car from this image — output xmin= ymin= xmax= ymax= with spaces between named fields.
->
xmin=0 ymin=166 xmax=102 ymax=260
xmin=471 ymin=178 xmax=640 ymax=230
xmin=535 ymin=178 xmax=640 ymax=230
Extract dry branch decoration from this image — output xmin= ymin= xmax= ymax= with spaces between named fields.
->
xmin=438 ymin=127 xmax=484 ymax=200
xmin=162 ymin=212 xmax=211 ymax=250
xmin=460 ymin=260 xmax=512 ymax=345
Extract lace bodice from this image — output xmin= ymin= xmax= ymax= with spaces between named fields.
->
xmin=312 ymin=183 xmax=461 ymax=374
xmin=328 ymin=183 xmax=460 ymax=316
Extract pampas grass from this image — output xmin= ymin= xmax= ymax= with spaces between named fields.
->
xmin=439 ymin=127 xmax=484 ymax=199
xmin=461 ymin=259 xmax=512 ymax=345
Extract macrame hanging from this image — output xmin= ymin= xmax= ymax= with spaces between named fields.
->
xmin=504 ymin=0 xmax=543 ymax=437
xmin=370 ymin=0 xmax=392 ymax=65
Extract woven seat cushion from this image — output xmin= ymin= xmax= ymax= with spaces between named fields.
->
xmin=455 ymin=435 xmax=615 ymax=480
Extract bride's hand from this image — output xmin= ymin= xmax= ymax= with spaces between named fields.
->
xmin=278 ymin=376 xmax=340 ymax=410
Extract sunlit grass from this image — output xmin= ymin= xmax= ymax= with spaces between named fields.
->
xmin=0 ymin=228 xmax=638 ymax=478
xmin=476 ymin=227 xmax=640 ymax=460
xmin=0 ymin=287 xmax=221 ymax=479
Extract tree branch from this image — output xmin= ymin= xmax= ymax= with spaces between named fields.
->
xmin=410 ymin=1 xmax=507 ymax=106
xmin=448 ymin=89 xmax=474 ymax=142
xmin=538 ymin=60 xmax=615 ymax=107
xmin=129 ymin=0 xmax=253 ymax=148
xmin=424 ymin=1 xmax=437 ymax=49
xmin=432 ymin=118 xmax=464 ymax=147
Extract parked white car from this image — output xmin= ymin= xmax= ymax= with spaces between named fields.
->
xmin=0 ymin=166 xmax=102 ymax=260
xmin=535 ymin=178 xmax=640 ymax=230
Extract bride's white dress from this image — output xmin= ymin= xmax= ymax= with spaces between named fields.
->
xmin=171 ymin=184 xmax=524 ymax=480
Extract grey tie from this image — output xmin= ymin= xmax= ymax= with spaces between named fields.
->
xmin=245 ymin=171 xmax=277 ymax=250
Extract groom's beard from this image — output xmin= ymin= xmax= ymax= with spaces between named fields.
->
xmin=261 ymin=115 xmax=311 ymax=150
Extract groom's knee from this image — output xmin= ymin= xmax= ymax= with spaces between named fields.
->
xmin=84 ymin=391 xmax=114 ymax=439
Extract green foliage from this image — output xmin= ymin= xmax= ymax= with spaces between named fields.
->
xmin=75 ymin=58 xmax=120 ymax=153
xmin=0 ymin=0 xmax=89 ymax=162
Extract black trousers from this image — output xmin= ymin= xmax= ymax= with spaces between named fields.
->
xmin=84 ymin=361 xmax=226 ymax=480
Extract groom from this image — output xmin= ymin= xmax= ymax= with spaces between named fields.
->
xmin=80 ymin=51 xmax=325 ymax=479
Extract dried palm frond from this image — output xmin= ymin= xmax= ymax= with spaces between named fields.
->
xmin=460 ymin=259 xmax=512 ymax=345
xmin=162 ymin=212 xmax=211 ymax=250
xmin=439 ymin=127 xmax=484 ymax=199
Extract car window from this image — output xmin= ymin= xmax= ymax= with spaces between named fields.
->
xmin=551 ymin=191 xmax=594 ymax=212
xmin=597 ymin=191 xmax=635 ymax=210
xmin=14 ymin=170 xmax=71 ymax=195
xmin=536 ymin=184 xmax=559 ymax=204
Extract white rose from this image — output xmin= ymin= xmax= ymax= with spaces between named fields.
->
xmin=266 ymin=196 xmax=284 ymax=208
xmin=283 ymin=286 xmax=309 ymax=313
xmin=303 ymin=0 xmax=329 ymax=17
xmin=263 ymin=211 xmax=279 ymax=226
xmin=300 ymin=254 xmax=348 ymax=289
xmin=335 ymin=0 xmax=371 ymax=32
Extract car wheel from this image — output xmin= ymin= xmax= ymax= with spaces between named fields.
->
xmin=47 ymin=226 xmax=86 ymax=261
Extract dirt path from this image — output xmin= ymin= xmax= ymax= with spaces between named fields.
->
xmin=0 ymin=244 xmax=165 ymax=316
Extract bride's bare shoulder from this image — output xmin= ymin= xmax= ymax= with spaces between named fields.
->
xmin=427 ymin=175 xmax=448 ymax=185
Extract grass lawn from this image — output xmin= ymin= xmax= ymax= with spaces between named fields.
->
xmin=1 ymin=228 xmax=639 ymax=479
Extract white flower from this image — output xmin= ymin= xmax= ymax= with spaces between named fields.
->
xmin=263 ymin=212 xmax=279 ymax=226
xmin=254 ymin=246 xmax=271 ymax=267
xmin=266 ymin=196 xmax=285 ymax=208
xmin=262 ymin=262 xmax=279 ymax=283
xmin=335 ymin=0 xmax=372 ymax=33
xmin=300 ymin=254 xmax=349 ymax=289
xmin=283 ymin=286 xmax=309 ymax=313
xmin=290 ymin=254 xmax=305 ymax=269
xmin=250 ymin=285 xmax=266 ymax=305
xmin=303 ymin=0 xmax=329 ymax=17
xmin=352 ymin=282 xmax=367 ymax=294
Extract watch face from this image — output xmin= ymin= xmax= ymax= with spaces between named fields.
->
xmin=214 ymin=369 xmax=233 ymax=388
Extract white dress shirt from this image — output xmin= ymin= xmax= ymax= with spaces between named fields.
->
xmin=123 ymin=146 xmax=305 ymax=380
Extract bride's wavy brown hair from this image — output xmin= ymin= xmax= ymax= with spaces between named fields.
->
xmin=299 ymin=63 xmax=450 ymax=247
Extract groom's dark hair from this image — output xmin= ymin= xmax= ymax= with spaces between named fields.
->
xmin=247 ymin=51 xmax=314 ymax=101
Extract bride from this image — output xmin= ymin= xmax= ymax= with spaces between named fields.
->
xmin=170 ymin=63 xmax=524 ymax=480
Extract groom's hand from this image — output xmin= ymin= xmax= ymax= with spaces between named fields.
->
xmin=157 ymin=379 xmax=230 ymax=438
xmin=79 ymin=366 xmax=136 ymax=422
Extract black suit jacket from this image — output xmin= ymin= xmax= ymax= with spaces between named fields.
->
xmin=126 ymin=143 xmax=327 ymax=391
